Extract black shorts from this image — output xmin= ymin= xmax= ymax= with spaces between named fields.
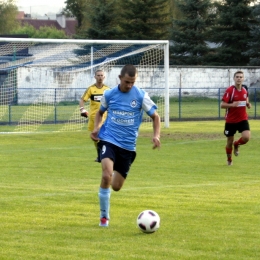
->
xmin=98 ymin=141 xmax=136 ymax=179
xmin=224 ymin=120 xmax=250 ymax=137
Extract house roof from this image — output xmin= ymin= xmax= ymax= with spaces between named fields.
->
xmin=17 ymin=11 xmax=25 ymax=19
xmin=19 ymin=18 xmax=78 ymax=37
xmin=64 ymin=20 xmax=78 ymax=37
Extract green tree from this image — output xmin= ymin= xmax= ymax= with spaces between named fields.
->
xmin=11 ymin=24 xmax=36 ymax=37
xmin=209 ymin=0 xmax=254 ymax=66
xmin=243 ymin=4 xmax=260 ymax=65
xmin=169 ymin=0 xmax=184 ymax=20
xmin=0 ymin=0 xmax=18 ymax=34
xmin=170 ymin=0 xmax=214 ymax=65
xmin=118 ymin=0 xmax=170 ymax=40
xmin=86 ymin=0 xmax=120 ymax=39
xmin=63 ymin=0 xmax=87 ymax=29
xmin=35 ymin=26 xmax=68 ymax=39
xmin=11 ymin=24 xmax=68 ymax=39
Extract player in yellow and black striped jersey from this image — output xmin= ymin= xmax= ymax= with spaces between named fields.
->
xmin=79 ymin=70 xmax=110 ymax=162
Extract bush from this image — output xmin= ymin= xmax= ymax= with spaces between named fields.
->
xmin=11 ymin=24 xmax=68 ymax=39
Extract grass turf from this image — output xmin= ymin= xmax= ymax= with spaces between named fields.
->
xmin=0 ymin=120 xmax=260 ymax=259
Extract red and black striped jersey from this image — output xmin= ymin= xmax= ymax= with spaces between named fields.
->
xmin=222 ymin=85 xmax=248 ymax=123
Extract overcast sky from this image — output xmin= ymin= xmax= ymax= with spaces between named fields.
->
xmin=16 ymin=0 xmax=65 ymax=7
xmin=16 ymin=0 xmax=66 ymax=16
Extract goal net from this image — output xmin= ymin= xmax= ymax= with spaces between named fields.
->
xmin=0 ymin=38 xmax=169 ymax=133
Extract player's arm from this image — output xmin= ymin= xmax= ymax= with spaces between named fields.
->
xmin=80 ymin=87 xmax=91 ymax=118
xmin=90 ymin=109 xmax=105 ymax=141
xmin=150 ymin=112 xmax=161 ymax=150
xmin=79 ymin=98 xmax=85 ymax=108
xmin=79 ymin=98 xmax=89 ymax=118
xmin=142 ymin=92 xmax=160 ymax=149
xmin=220 ymin=101 xmax=240 ymax=109
xmin=246 ymin=95 xmax=251 ymax=109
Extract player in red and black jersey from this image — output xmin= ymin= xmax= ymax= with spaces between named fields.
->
xmin=221 ymin=71 xmax=251 ymax=165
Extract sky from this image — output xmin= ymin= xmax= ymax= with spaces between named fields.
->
xmin=15 ymin=0 xmax=66 ymax=16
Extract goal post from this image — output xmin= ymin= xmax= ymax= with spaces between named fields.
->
xmin=0 ymin=38 xmax=169 ymax=133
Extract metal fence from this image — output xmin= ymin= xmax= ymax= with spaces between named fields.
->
xmin=1 ymin=87 xmax=259 ymax=126
xmin=169 ymin=87 xmax=260 ymax=121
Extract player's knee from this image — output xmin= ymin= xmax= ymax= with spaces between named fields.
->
xmin=101 ymin=173 xmax=112 ymax=186
xmin=111 ymin=184 xmax=121 ymax=192
xmin=111 ymin=177 xmax=122 ymax=191
xmin=243 ymin=137 xmax=250 ymax=143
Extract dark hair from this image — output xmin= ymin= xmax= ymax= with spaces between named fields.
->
xmin=120 ymin=64 xmax=137 ymax=77
xmin=234 ymin=70 xmax=244 ymax=77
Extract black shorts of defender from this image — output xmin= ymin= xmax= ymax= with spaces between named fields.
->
xmin=98 ymin=141 xmax=136 ymax=179
xmin=224 ymin=120 xmax=250 ymax=137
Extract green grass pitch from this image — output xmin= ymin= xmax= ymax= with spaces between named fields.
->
xmin=0 ymin=121 xmax=260 ymax=260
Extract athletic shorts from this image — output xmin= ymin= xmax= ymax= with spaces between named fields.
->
xmin=224 ymin=120 xmax=250 ymax=137
xmin=98 ymin=141 xmax=136 ymax=179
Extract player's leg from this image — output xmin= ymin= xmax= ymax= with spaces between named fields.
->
xmin=224 ymin=123 xmax=235 ymax=165
xmin=111 ymin=171 xmax=126 ymax=191
xmin=98 ymin=142 xmax=116 ymax=226
xmin=112 ymin=148 xmax=136 ymax=191
xmin=233 ymin=120 xmax=250 ymax=156
xmin=99 ymin=151 xmax=130 ymax=226
xmin=241 ymin=130 xmax=250 ymax=142
xmin=99 ymin=157 xmax=113 ymax=226
xmin=226 ymin=136 xmax=234 ymax=165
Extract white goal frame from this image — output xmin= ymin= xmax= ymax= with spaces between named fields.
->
xmin=0 ymin=38 xmax=169 ymax=133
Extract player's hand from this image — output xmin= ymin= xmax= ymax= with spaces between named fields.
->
xmin=152 ymin=137 xmax=161 ymax=150
xmin=247 ymin=102 xmax=251 ymax=109
xmin=90 ymin=130 xmax=99 ymax=142
xmin=81 ymin=111 xmax=88 ymax=118
xmin=80 ymin=107 xmax=88 ymax=118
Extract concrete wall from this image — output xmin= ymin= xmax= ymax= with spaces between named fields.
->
xmin=16 ymin=66 xmax=260 ymax=104
xmin=169 ymin=67 xmax=260 ymax=89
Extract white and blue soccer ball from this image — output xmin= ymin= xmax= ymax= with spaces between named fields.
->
xmin=137 ymin=210 xmax=160 ymax=233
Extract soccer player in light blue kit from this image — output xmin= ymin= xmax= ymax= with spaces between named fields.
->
xmin=91 ymin=64 xmax=161 ymax=227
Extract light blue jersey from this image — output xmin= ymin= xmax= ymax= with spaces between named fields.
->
xmin=98 ymin=85 xmax=157 ymax=151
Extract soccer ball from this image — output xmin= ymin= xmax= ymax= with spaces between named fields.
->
xmin=137 ymin=210 xmax=160 ymax=233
